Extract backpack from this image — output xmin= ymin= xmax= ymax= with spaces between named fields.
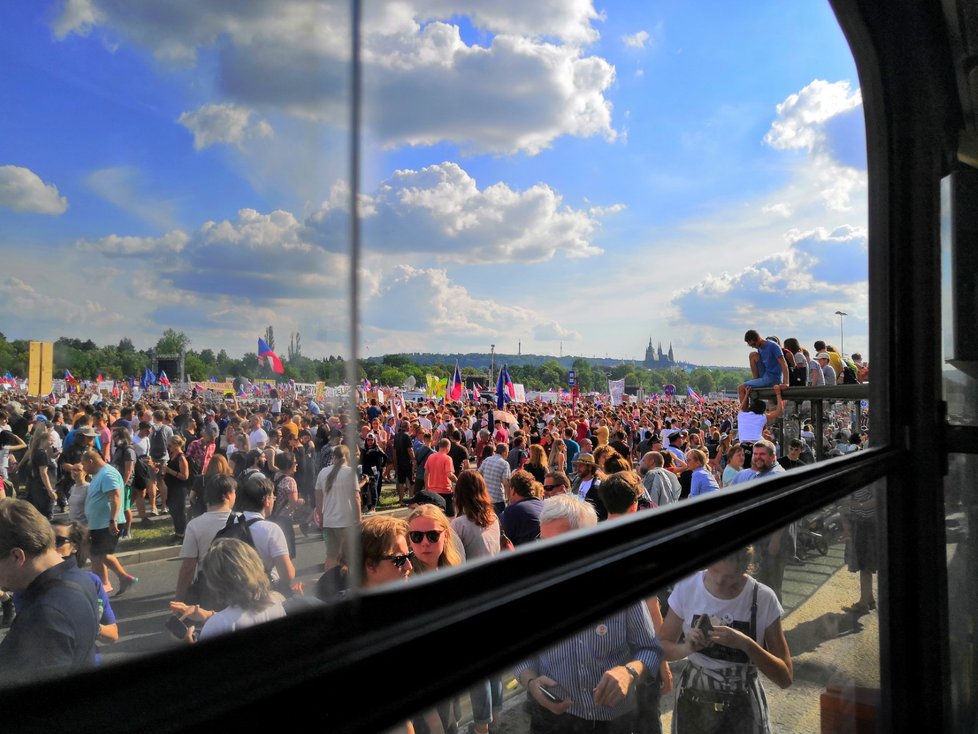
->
xmin=149 ymin=427 xmax=168 ymax=461
xmin=213 ymin=512 xmax=266 ymax=547
xmin=842 ymin=364 xmax=859 ymax=384
xmin=185 ymin=513 xmax=268 ymax=609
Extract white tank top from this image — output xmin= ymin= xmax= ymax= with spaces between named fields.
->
xmin=737 ymin=411 xmax=767 ymax=442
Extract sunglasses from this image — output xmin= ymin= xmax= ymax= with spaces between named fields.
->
xmin=380 ymin=551 xmax=415 ymax=569
xmin=409 ymin=530 xmax=443 ymax=544
xmin=543 ymin=483 xmax=560 ymax=490
xmin=54 ymin=536 xmax=73 ymax=548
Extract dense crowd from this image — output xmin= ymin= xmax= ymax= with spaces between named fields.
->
xmin=0 ymin=331 xmax=873 ymax=733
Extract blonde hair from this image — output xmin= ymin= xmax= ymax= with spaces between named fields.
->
xmin=200 ymin=538 xmax=274 ymax=611
xmin=406 ymin=505 xmax=463 ymax=571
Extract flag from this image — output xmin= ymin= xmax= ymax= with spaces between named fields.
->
xmin=257 ymin=337 xmax=285 ymax=375
xmin=608 ymin=378 xmax=625 ymax=406
xmin=449 ymin=363 xmax=463 ymax=401
xmin=96 ymin=373 xmax=103 ymax=383
xmin=426 ymin=374 xmax=447 ymax=399
xmin=64 ymin=369 xmax=77 ymax=384
xmin=129 ymin=374 xmax=136 ymax=390
xmin=361 ymin=377 xmax=372 ymax=391
xmin=158 ymin=370 xmax=171 ymax=389
xmin=472 ymin=383 xmax=482 ymax=400
xmin=143 ymin=367 xmax=156 ymax=386
xmin=496 ymin=365 xmax=515 ymax=409
xmin=686 ymin=385 xmax=703 ymax=403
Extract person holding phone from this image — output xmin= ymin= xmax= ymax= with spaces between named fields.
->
xmin=658 ymin=547 xmax=792 ymax=733
xmin=514 ymin=495 xmax=662 ymax=733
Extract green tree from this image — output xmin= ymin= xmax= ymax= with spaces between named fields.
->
xmin=156 ymin=329 xmax=191 ymax=354
xmin=690 ymin=368 xmax=716 ymax=395
xmin=379 ymin=367 xmax=407 ymax=387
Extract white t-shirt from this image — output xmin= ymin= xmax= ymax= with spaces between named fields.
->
xmin=316 ymin=465 xmax=360 ymax=528
xmin=198 ymin=593 xmax=287 ymax=640
xmin=450 ymin=515 xmax=501 ymax=560
xmin=179 ymin=510 xmax=233 ymax=562
xmin=668 ymin=570 xmax=783 ymax=672
xmin=736 ymin=411 xmax=767 ymax=442
xmin=132 ymin=434 xmax=150 ymax=457
xmin=249 ymin=428 xmax=269 ymax=449
xmin=68 ymin=483 xmax=89 ymax=523
xmin=240 ymin=511 xmax=290 ymax=579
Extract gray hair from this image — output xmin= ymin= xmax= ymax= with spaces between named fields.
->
xmin=539 ymin=494 xmax=597 ymax=531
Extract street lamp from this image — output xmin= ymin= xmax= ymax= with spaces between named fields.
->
xmin=834 ymin=311 xmax=848 ymax=357
xmin=490 ymin=344 xmax=495 ymax=387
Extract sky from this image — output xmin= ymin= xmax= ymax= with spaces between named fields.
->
xmin=0 ymin=0 xmax=869 ymax=368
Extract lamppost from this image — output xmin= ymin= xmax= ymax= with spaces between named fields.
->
xmin=834 ymin=311 xmax=848 ymax=357
xmin=490 ymin=344 xmax=495 ymax=387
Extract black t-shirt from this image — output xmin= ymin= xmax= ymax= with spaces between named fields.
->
xmin=448 ymin=442 xmax=468 ymax=475
xmin=393 ymin=432 xmax=413 ymax=465
xmin=778 ymin=457 xmax=806 ymax=471
xmin=0 ymin=429 xmax=20 ymax=449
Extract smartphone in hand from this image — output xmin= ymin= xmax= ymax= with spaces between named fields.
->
xmin=165 ymin=614 xmax=190 ymax=639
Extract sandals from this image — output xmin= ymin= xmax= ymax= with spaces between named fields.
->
xmin=843 ymin=599 xmax=876 ymax=613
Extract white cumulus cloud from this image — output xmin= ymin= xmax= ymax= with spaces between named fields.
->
xmin=365 ymin=265 xmax=580 ymax=347
xmin=53 ymin=1 xmax=617 ymax=155
xmin=672 ymin=224 xmax=867 ymax=331
xmin=77 ymin=230 xmax=189 ymax=256
xmin=622 ymin=30 xmax=649 ymax=48
xmin=764 ymin=80 xmax=866 ymax=211
xmin=0 ymin=165 xmax=68 ymax=215
xmin=309 ymin=162 xmax=614 ymax=262
xmin=177 ymin=104 xmax=273 ymax=150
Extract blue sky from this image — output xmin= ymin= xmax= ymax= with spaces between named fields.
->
xmin=0 ymin=0 xmax=868 ymax=368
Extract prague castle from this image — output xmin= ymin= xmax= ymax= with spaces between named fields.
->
xmin=643 ymin=338 xmax=675 ymax=369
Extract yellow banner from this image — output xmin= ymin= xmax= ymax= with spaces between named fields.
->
xmin=28 ymin=341 xmax=53 ymax=396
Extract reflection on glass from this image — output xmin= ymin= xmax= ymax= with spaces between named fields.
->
xmin=941 ymin=175 xmax=978 ymax=425
xmin=945 ymin=454 xmax=978 ymax=729
xmin=399 ymin=483 xmax=882 ymax=733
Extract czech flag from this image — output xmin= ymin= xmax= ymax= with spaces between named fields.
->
xmin=64 ymin=369 xmax=77 ymax=384
xmin=258 ymin=337 xmax=285 ymax=374
xmin=472 ymin=383 xmax=482 ymax=400
xmin=158 ymin=370 xmax=171 ymax=389
xmin=449 ymin=363 xmax=463 ymax=401
xmin=686 ymin=385 xmax=703 ymax=403
xmin=496 ymin=364 xmax=515 ymax=409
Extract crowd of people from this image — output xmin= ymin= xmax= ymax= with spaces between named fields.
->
xmin=0 ymin=330 xmax=874 ymax=732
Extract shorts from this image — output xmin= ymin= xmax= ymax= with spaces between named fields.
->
xmin=396 ymin=463 xmax=413 ymax=485
xmin=90 ymin=527 xmax=120 ymax=556
xmin=322 ymin=527 xmax=349 ymax=560
xmin=743 ymin=374 xmax=780 ymax=389
xmin=123 ymin=484 xmax=133 ymax=512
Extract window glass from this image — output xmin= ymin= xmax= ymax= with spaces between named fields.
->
xmin=400 ymin=487 xmax=882 ymax=734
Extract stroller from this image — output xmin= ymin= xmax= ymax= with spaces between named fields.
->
xmin=796 ymin=505 xmax=844 ymax=558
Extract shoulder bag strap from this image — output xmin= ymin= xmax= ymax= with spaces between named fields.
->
xmin=750 ymin=578 xmax=759 ymax=642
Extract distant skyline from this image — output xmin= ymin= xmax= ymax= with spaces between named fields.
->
xmin=1 ymin=2 xmax=868 ymax=368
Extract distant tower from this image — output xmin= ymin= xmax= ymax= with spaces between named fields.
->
xmin=668 ymin=343 xmax=674 ymax=362
xmin=658 ymin=342 xmax=664 ymax=361
xmin=644 ymin=338 xmax=655 ymax=367
xmin=518 ymin=340 xmax=521 ymax=356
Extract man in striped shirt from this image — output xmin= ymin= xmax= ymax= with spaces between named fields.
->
xmin=478 ymin=443 xmax=511 ymax=517
xmin=515 ymin=495 xmax=662 ymax=732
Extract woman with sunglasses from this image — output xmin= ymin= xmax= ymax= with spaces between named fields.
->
xmin=315 ymin=515 xmax=414 ymax=601
xmin=407 ymin=504 xmax=463 ymax=572
xmin=406 ymin=505 xmax=465 ymax=734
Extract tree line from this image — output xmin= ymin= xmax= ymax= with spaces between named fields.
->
xmin=0 ymin=332 xmax=749 ymax=393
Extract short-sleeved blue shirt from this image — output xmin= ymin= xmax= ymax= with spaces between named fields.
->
xmin=757 ymin=339 xmax=786 ymax=379
xmin=85 ymin=464 xmax=125 ymax=530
